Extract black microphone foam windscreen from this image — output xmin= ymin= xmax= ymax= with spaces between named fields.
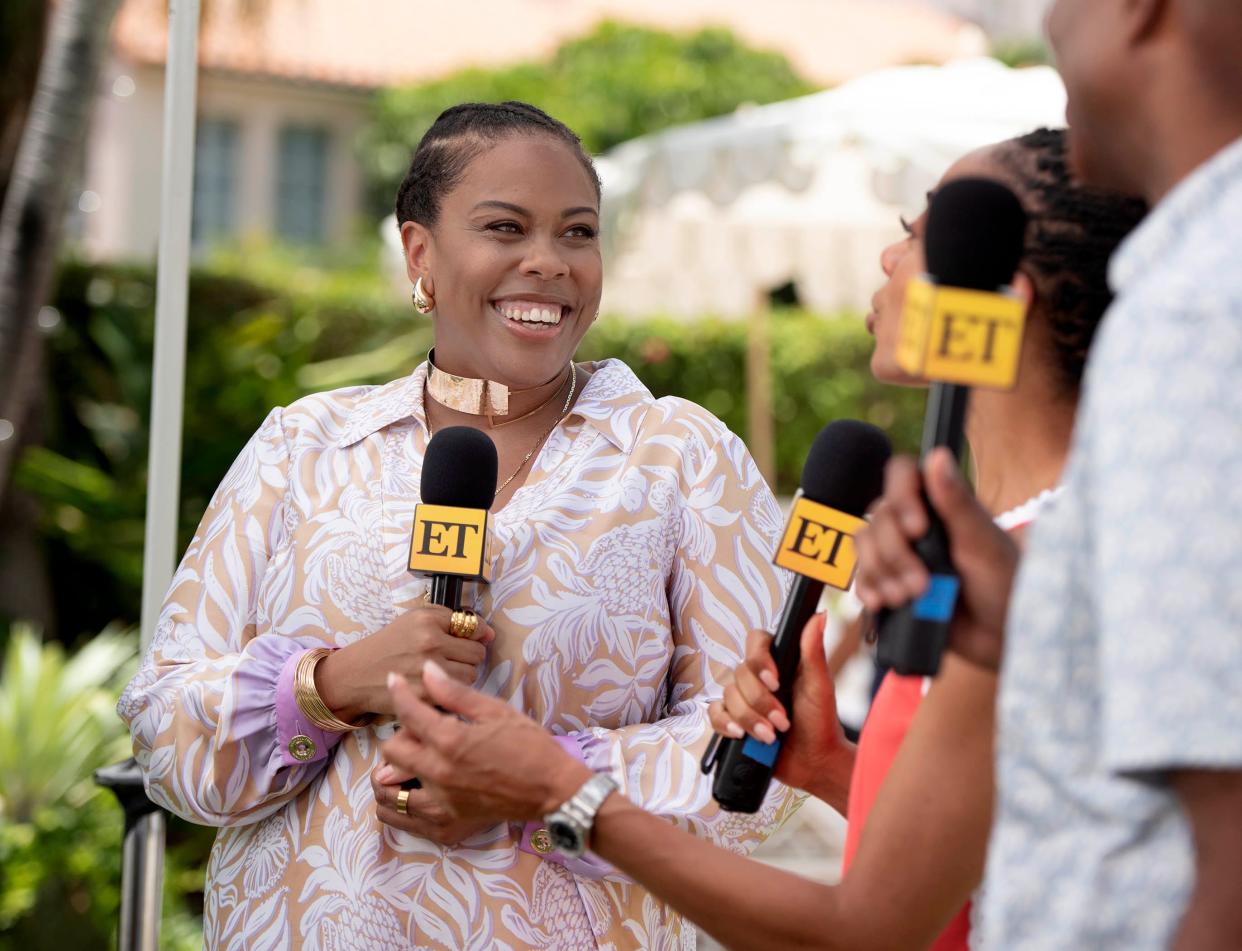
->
xmin=800 ymin=419 xmax=892 ymax=516
xmin=924 ymin=178 xmax=1028 ymax=291
xmin=421 ymin=426 xmax=499 ymax=509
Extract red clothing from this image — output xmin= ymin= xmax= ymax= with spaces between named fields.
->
xmin=842 ymin=672 xmax=972 ymax=950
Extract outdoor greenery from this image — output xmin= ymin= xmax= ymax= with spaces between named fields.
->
xmin=0 ymin=625 xmax=209 ymax=949
xmin=359 ymin=21 xmax=816 ymax=215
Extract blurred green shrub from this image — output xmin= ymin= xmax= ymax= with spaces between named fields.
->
xmin=21 ymin=257 xmax=430 ymax=638
xmin=0 ymin=624 xmax=135 ymax=946
xmin=360 ymin=21 xmax=816 ymax=215
xmin=0 ymin=625 xmax=208 ymax=949
xmin=578 ymin=313 xmax=924 ymax=487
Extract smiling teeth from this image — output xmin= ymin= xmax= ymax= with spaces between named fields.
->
xmin=497 ymin=303 xmax=563 ymax=324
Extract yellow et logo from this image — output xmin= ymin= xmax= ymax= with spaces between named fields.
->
xmin=774 ymin=496 xmax=867 ymax=590
xmin=408 ymin=504 xmax=492 ymax=581
xmin=896 ymin=276 xmax=1026 ymax=389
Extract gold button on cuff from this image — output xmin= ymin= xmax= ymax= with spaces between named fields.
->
xmin=530 ymin=828 xmax=553 ymax=854
xmin=288 ymin=734 xmax=317 ymax=762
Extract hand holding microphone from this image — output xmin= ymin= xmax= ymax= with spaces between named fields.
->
xmin=708 ymin=612 xmax=851 ymax=806
xmin=702 ymin=420 xmax=891 ymax=813
xmin=856 ymin=449 xmax=1017 ymax=674
xmin=316 ymin=427 xmax=499 ymax=719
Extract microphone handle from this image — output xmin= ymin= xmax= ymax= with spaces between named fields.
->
xmin=708 ymin=573 xmax=824 ymax=813
xmin=402 ymin=574 xmax=465 ymax=790
xmin=428 ymin=575 xmax=464 ymax=610
xmin=876 ymin=382 xmax=970 ymax=677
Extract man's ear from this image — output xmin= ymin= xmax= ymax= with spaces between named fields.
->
xmin=400 ymin=220 xmax=434 ymax=289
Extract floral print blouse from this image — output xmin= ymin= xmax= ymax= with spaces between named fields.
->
xmin=119 ymin=358 xmax=801 ymax=950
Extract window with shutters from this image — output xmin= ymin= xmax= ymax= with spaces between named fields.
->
xmin=192 ymin=118 xmax=240 ymax=250
xmin=276 ymin=125 xmax=330 ymax=245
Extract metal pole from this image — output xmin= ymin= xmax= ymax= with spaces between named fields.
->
xmin=106 ymin=4 xmax=202 ymax=950
xmin=140 ymin=0 xmax=201 ymax=652
xmin=118 ymin=809 xmax=166 ymax=950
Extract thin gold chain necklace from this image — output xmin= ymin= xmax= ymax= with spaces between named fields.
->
xmin=426 ymin=364 xmax=577 ymax=499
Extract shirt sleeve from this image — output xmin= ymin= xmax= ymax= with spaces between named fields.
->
xmin=117 ymin=407 xmax=347 ymax=826
xmin=563 ymin=423 xmax=804 ymax=878
xmin=1091 ymin=306 xmax=1242 ymax=775
xmin=516 ymin=735 xmax=616 ymax=879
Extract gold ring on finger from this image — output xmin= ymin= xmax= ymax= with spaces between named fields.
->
xmin=395 ymin=788 xmax=410 ymax=815
xmin=449 ymin=609 xmax=479 ymax=639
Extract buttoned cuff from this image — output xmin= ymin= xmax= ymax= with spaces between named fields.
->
xmin=276 ymin=648 xmax=346 ymax=767
xmin=517 ymin=734 xmax=617 ymax=880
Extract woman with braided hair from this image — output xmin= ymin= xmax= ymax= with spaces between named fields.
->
xmin=119 ymin=101 xmax=801 ymax=948
xmin=373 ymin=128 xmax=1149 ymax=950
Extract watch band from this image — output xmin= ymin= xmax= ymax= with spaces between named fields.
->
xmin=544 ymin=773 xmax=618 ymax=858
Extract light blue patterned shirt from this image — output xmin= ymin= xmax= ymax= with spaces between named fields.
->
xmin=981 ymin=135 xmax=1242 ymax=949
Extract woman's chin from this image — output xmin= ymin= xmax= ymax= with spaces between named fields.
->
xmin=870 ymin=354 xmax=927 ymax=389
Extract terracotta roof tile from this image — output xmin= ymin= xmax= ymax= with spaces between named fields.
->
xmin=112 ymin=0 xmax=985 ymax=90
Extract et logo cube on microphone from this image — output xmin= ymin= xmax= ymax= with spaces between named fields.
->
xmin=407 ymin=504 xmax=493 ymax=582
xmin=896 ymin=276 xmax=1026 ymax=389
xmin=773 ymin=495 xmax=867 ymax=591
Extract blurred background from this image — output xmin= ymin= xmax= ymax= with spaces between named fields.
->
xmin=0 ymin=1 xmax=1055 ymax=946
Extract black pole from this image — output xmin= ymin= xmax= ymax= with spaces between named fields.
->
xmin=96 ymin=758 xmax=164 ymax=951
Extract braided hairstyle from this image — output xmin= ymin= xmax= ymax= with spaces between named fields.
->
xmin=994 ymin=128 xmax=1147 ymax=395
xmin=395 ymin=101 xmax=601 ymax=228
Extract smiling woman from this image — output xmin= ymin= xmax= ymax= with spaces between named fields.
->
xmin=117 ymin=101 xmax=802 ymax=949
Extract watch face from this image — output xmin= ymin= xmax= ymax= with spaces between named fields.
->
xmin=548 ymin=819 xmax=580 ymax=852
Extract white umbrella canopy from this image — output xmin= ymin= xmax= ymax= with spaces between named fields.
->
xmin=597 ymin=58 xmax=1067 ymax=317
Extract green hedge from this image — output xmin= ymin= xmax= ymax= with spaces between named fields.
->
xmin=23 ymin=261 xmax=922 ymax=638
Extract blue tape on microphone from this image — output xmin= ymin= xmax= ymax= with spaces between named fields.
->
xmin=741 ymin=736 xmax=781 ymax=767
xmin=912 ymin=574 xmax=960 ymax=622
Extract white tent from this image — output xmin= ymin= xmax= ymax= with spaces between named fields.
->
xmin=596 ymin=58 xmax=1067 ymax=317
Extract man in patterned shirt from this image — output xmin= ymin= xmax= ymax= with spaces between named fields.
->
xmin=853 ymin=0 xmax=1242 ymax=947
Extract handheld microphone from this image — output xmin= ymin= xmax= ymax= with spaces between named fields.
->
xmin=702 ymin=420 xmax=891 ymax=813
xmin=877 ymin=178 xmax=1028 ymax=676
xmin=409 ymin=426 xmax=498 ymax=611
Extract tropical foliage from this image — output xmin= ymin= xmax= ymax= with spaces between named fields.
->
xmin=359 ymin=21 xmax=816 ymax=214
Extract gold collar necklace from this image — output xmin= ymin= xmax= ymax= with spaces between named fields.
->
xmin=427 ymin=363 xmax=579 ymax=499
xmin=425 ymin=349 xmax=571 ymax=428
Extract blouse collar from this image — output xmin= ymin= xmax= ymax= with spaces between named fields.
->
xmin=336 ymin=358 xmax=654 ymax=454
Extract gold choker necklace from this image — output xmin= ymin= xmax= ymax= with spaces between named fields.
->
xmin=425 ymin=350 xmax=569 ymax=426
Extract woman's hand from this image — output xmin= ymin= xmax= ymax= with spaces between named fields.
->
xmin=708 ymin=613 xmax=854 ymax=806
xmin=369 ymin=762 xmax=495 ymax=846
xmin=381 ymin=663 xmax=593 ymax=823
xmin=317 ymin=605 xmax=495 ymax=721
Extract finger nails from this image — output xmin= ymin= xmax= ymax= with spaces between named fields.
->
xmin=754 ymin=722 xmax=777 ymax=745
xmin=375 ymin=763 xmax=396 ymax=784
xmin=387 ymin=671 xmax=404 ymax=690
xmin=759 ymin=670 xmax=779 ymax=692
xmin=423 ymin=659 xmax=448 ymax=685
xmin=770 ymin=709 xmax=791 ymax=733
xmin=724 ymin=721 xmax=745 ymax=739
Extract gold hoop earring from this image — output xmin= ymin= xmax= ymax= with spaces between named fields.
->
xmin=412 ymin=276 xmax=435 ymax=314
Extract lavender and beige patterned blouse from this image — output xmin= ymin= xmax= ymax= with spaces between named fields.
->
xmin=119 ymin=358 xmax=800 ymax=950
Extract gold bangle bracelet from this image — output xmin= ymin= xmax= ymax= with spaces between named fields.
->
xmin=294 ymin=648 xmax=366 ymax=733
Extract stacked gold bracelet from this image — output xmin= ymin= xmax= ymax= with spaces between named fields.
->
xmin=294 ymin=647 xmax=367 ymax=733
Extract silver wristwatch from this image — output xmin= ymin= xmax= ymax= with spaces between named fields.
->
xmin=544 ymin=773 xmax=618 ymax=858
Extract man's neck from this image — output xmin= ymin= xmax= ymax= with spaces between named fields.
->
xmin=1142 ymin=73 xmax=1242 ymax=203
